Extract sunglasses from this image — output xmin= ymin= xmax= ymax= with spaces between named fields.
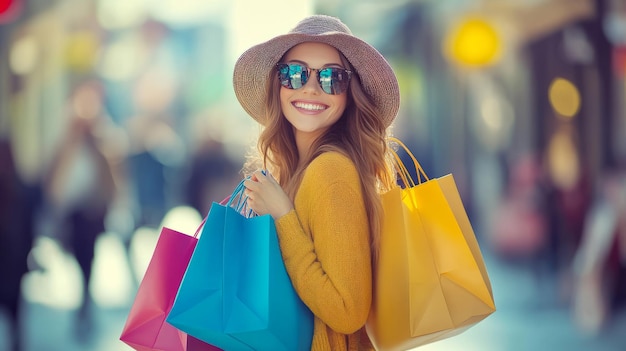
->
xmin=276 ymin=63 xmax=352 ymax=95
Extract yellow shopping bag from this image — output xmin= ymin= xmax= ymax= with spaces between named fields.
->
xmin=366 ymin=138 xmax=496 ymax=351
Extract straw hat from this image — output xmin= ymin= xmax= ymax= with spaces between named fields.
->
xmin=233 ymin=14 xmax=400 ymax=127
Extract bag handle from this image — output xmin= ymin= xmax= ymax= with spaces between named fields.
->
xmin=226 ymin=176 xmax=258 ymax=218
xmin=193 ymin=175 xmax=260 ymax=237
xmin=193 ymin=217 xmax=207 ymax=238
xmin=388 ymin=137 xmax=429 ymax=188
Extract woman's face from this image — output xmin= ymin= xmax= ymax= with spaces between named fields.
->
xmin=280 ymin=42 xmax=348 ymax=144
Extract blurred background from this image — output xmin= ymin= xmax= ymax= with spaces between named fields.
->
xmin=0 ymin=0 xmax=625 ymax=350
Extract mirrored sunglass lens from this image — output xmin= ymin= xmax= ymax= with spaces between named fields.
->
xmin=319 ymin=68 xmax=349 ymax=94
xmin=288 ymin=64 xmax=307 ymax=89
xmin=278 ymin=65 xmax=292 ymax=88
xmin=318 ymin=68 xmax=334 ymax=94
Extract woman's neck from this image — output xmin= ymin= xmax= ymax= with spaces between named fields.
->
xmin=294 ymin=130 xmax=321 ymax=166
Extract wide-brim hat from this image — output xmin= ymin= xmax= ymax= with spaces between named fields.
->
xmin=233 ymin=14 xmax=400 ymax=127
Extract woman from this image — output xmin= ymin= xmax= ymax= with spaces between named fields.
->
xmin=236 ymin=15 xmax=400 ymax=350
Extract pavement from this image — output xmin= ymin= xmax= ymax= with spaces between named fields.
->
xmin=1 ymin=229 xmax=625 ymax=351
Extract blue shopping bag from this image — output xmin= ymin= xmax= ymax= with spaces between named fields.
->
xmin=167 ymin=180 xmax=314 ymax=351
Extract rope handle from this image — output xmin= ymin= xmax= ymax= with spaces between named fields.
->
xmin=193 ymin=217 xmax=207 ymax=238
xmin=193 ymin=174 xmax=261 ymax=236
xmin=388 ymin=137 xmax=429 ymax=188
xmin=226 ymin=175 xmax=260 ymax=218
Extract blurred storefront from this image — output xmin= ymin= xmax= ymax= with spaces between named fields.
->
xmin=3 ymin=0 xmax=622 ymax=223
xmin=317 ymin=0 xmax=626 ymax=339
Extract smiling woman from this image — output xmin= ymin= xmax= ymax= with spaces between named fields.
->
xmin=279 ymin=42 xmax=348 ymax=144
xmin=231 ymin=14 xmax=400 ymax=351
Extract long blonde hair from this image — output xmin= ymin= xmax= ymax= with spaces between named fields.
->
xmin=244 ymin=52 xmax=396 ymax=260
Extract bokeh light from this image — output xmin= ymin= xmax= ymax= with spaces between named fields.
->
xmin=0 ymin=0 xmax=20 ymax=23
xmin=97 ymin=33 xmax=146 ymax=81
xmin=546 ymin=125 xmax=580 ymax=189
xmin=96 ymin=0 xmax=149 ymax=30
xmin=549 ymin=77 xmax=581 ymax=118
xmin=65 ymin=31 xmax=100 ymax=73
xmin=478 ymin=94 xmax=514 ymax=150
xmin=9 ymin=34 xmax=39 ymax=75
xmin=444 ymin=16 xmax=502 ymax=67
xmin=149 ymin=0 xmax=224 ymax=28
xmin=0 ymin=0 xmax=14 ymax=13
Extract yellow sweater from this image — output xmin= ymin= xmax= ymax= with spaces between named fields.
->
xmin=275 ymin=152 xmax=375 ymax=351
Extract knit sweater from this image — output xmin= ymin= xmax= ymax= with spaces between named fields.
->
xmin=275 ymin=151 xmax=375 ymax=351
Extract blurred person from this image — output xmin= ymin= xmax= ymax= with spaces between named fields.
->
xmin=124 ymin=26 xmax=185 ymax=228
xmin=571 ymin=169 xmax=626 ymax=335
xmin=544 ymin=124 xmax=593 ymax=304
xmin=0 ymin=139 xmax=40 ymax=351
xmin=236 ymin=15 xmax=400 ymax=350
xmin=125 ymin=114 xmax=184 ymax=228
xmin=185 ymin=137 xmax=240 ymax=216
xmin=490 ymin=154 xmax=549 ymax=261
xmin=183 ymin=114 xmax=241 ymax=209
xmin=42 ymin=79 xmax=117 ymax=340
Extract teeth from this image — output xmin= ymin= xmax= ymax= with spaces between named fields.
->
xmin=294 ymin=102 xmax=326 ymax=111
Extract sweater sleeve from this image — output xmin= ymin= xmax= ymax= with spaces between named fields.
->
xmin=274 ymin=152 xmax=372 ymax=334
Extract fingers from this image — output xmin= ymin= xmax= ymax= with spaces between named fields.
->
xmin=242 ymin=170 xmax=275 ymax=212
xmin=246 ymin=170 xmax=272 ymax=186
xmin=253 ymin=170 xmax=268 ymax=182
xmin=266 ymin=172 xmax=278 ymax=184
xmin=243 ymin=178 xmax=257 ymax=190
xmin=240 ymin=170 xmax=290 ymax=219
xmin=256 ymin=170 xmax=280 ymax=186
xmin=243 ymin=170 xmax=266 ymax=197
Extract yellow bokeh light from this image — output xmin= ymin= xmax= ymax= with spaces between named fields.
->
xmin=548 ymin=77 xmax=580 ymax=118
xmin=444 ymin=17 xmax=501 ymax=67
xmin=65 ymin=31 xmax=100 ymax=72
xmin=547 ymin=126 xmax=580 ymax=189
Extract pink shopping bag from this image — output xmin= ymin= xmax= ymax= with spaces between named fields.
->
xmin=120 ymin=222 xmax=221 ymax=351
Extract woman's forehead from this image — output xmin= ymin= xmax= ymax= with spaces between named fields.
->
xmin=283 ymin=42 xmax=342 ymax=66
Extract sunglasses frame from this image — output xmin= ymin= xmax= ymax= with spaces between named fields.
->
xmin=276 ymin=63 xmax=352 ymax=95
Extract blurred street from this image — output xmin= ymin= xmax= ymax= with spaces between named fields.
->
xmin=1 ymin=0 xmax=626 ymax=351
xmin=0 ymin=230 xmax=624 ymax=351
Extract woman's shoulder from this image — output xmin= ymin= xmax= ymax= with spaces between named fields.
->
xmin=309 ymin=151 xmax=355 ymax=171
xmin=304 ymin=151 xmax=359 ymax=183
xmin=297 ymin=151 xmax=363 ymax=204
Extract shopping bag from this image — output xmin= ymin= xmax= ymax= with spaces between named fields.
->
xmin=167 ymin=179 xmax=314 ymax=351
xmin=120 ymin=222 xmax=221 ymax=351
xmin=366 ymin=138 xmax=496 ymax=351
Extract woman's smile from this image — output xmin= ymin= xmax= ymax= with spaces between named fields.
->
xmin=292 ymin=100 xmax=329 ymax=113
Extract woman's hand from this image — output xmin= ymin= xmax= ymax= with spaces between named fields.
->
xmin=243 ymin=170 xmax=293 ymax=219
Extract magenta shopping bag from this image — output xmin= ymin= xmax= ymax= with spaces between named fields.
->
xmin=120 ymin=222 xmax=221 ymax=351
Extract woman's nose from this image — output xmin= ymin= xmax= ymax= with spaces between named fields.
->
xmin=301 ymin=71 xmax=321 ymax=94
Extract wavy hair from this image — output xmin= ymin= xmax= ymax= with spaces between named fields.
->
xmin=244 ymin=52 xmax=396 ymax=261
